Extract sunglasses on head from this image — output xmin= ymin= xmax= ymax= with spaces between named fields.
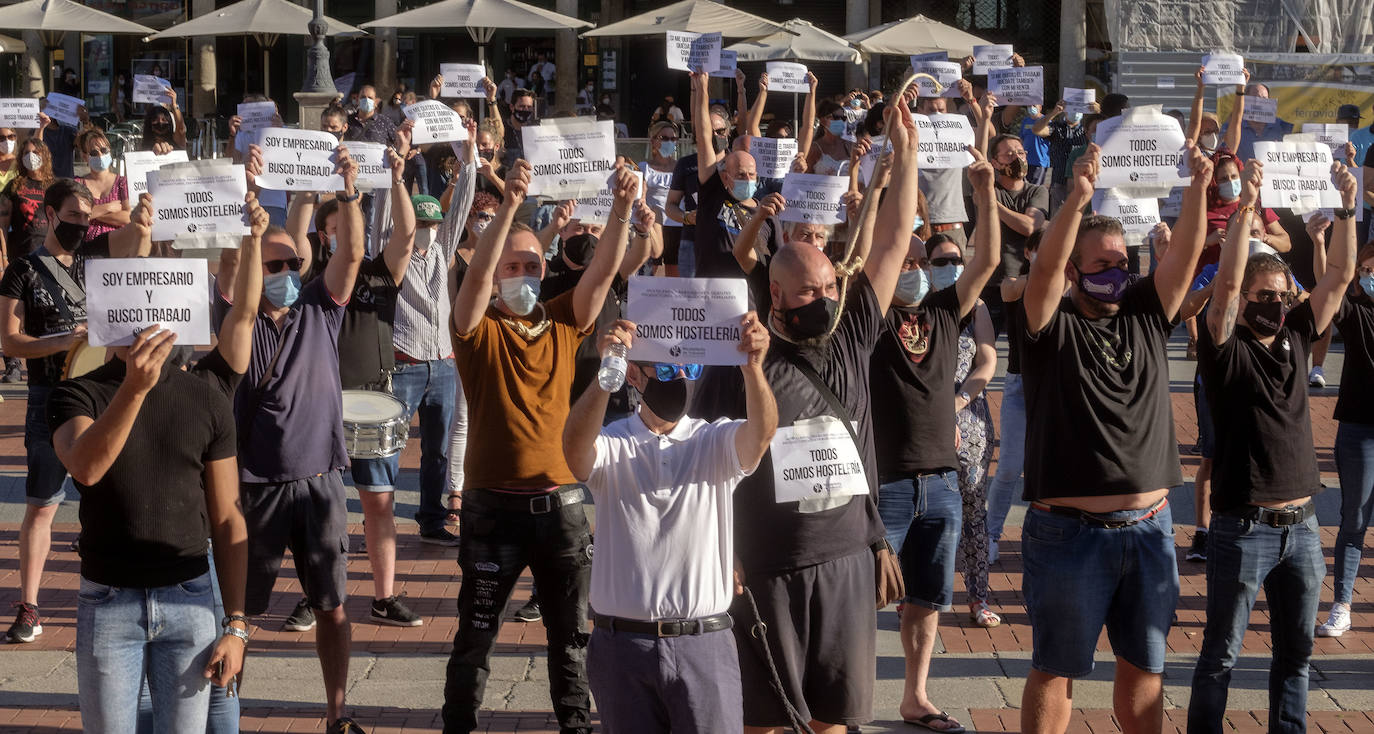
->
xmin=649 ymin=363 xmax=702 ymax=381
xmin=1244 ymin=289 xmax=1295 ymax=306
xmin=264 ymin=257 xmax=304 ymax=274
xmin=930 ymin=256 xmax=964 ymax=267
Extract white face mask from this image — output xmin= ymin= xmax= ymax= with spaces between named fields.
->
xmin=414 ymin=226 xmax=436 ymax=251
xmin=498 ymin=275 xmax=541 ymax=316
xmin=22 ymin=152 xmax=42 ymax=172
xmin=327 ymin=234 xmax=338 ymax=254
xmin=471 ymin=218 xmax=492 ymax=237
xmin=0 ymin=139 xmax=15 ymax=155
xmin=1200 ymin=132 xmax=1219 ymax=151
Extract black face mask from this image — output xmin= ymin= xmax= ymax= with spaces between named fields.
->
xmin=53 ymin=218 xmax=89 ymax=253
xmin=640 ymin=377 xmax=688 ymax=422
xmin=1243 ymin=299 xmax=1287 ymax=337
xmin=479 ymin=149 xmax=495 ymax=162
xmin=780 ymin=297 xmax=838 ymax=340
xmin=561 ymin=233 xmax=597 ymax=267
xmin=512 ymin=109 xmax=535 ymax=124
xmin=1003 ymin=157 xmax=1027 ymax=179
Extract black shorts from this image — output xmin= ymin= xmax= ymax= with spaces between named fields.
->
xmin=241 ymin=471 xmax=350 ymax=615
xmin=732 ymin=549 xmax=876 ymax=727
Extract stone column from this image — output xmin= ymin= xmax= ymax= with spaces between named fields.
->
xmin=373 ymin=0 xmax=398 ymax=100
xmin=1059 ymin=0 xmax=1087 ymax=89
xmin=845 ymin=0 xmax=870 ymax=91
xmin=555 ymin=0 xmax=579 ymax=113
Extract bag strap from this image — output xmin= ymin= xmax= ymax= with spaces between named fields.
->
xmin=29 ymin=252 xmax=84 ymax=327
xmin=783 ymin=351 xmax=858 ymax=444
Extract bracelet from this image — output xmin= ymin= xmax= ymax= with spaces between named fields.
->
xmin=336 ymin=189 xmax=361 ymax=203
xmin=615 ymin=208 xmax=632 ymax=224
xmin=222 ymin=626 xmax=249 ymax=644
xmin=1333 ymin=207 xmax=1355 ymax=220
xmin=870 ymin=538 xmax=893 ymax=555
xmin=221 ymin=613 xmax=250 ymax=627
xmin=631 ymin=227 xmax=649 ymax=239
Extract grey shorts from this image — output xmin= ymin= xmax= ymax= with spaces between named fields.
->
xmin=733 ymin=549 xmax=876 ymax=727
xmin=587 ymin=624 xmax=742 ymax=734
xmin=241 ymin=471 xmax=350 ymax=615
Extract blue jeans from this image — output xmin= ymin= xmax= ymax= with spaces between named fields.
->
xmin=24 ymin=384 xmax=69 ymax=506
xmin=351 ymin=358 xmax=456 ymax=533
xmin=77 ymin=570 xmax=220 ymax=733
xmin=678 ymin=238 xmax=696 ymax=277
xmin=878 ymin=471 xmax=962 ymax=610
xmin=1188 ymin=512 xmax=1324 ymax=733
xmin=987 ymin=373 xmax=1025 ymax=543
xmin=1334 ymin=421 xmax=1374 ymax=605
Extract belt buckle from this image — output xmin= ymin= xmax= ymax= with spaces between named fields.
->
xmin=1100 ymin=518 xmax=1130 ymax=529
xmin=530 ymin=494 xmax=553 ymax=514
xmin=657 ymin=620 xmax=681 ymax=638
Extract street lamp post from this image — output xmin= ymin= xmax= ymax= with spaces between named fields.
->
xmin=301 ymin=0 xmax=334 ymax=94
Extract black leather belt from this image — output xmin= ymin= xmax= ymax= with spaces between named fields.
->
xmin=1221 ymin=502 xmax=1315 ymax=527
xmin=464 ymin=486 xmax=584 ymax=515
xmin=592 ymin=612 xmax=732 ymax=638
xmin=1030 ymin=498 xmax=1168 ymax=529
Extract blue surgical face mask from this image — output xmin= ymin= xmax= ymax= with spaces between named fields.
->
xmin=659 ymin=140 xmax=677 ymax=157
xmin=1360 ymin=273 xmax=1374 ymax=299
xmin=1220 ymin=178 xmax=1243 ymax=201
xmin=88 ymin=153 xmax=112 ymax=172
xmin=264 ymin=271 xmax=302 ymax=308
xmin=1027 ymin=106 xmax=1041 ymax=117
xmin=731 ymin=178 xmax=756 ymax=201
xmin=498 ymin=275 xmax=541 ymax=316
xmin=828 ymin=119 xmax=846 ymax=136
xmin=849 ymin=98 xmax=862 ymax=109
xmin=912 ymin=214 xmax=925 ymax=232
xmin=931 ymin=263 xmax=964 ymax=290
xmin=358 ymin=97 xmax=376 ymax=114
xmin=894 ymin=268 xmax=930 ymax=305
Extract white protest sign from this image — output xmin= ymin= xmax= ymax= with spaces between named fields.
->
xmin=132 ymin=75 xmax=173 ymax=106
xmin=235 ymin=101 xmax=277 ymax=151
xmin=972 ymin=44 xmax=1014 ymax=74
xmin=709 ymin=50 xmax=738 ymax=79
xmin=85 ymin=258 xmax=210 ymax=348
xmin=988 ymin=66 xmax=1043 ymax=106
xmin=1092 ymin=188 xmax=1160 ymax=239
xmin=523 ymin=117 xmax=617 ymax=199
xmin=1202 ymin=52 xmax=1246 ymax=85
xmin=1064 ymin=87 xmax=1096 ymax=115
xmin=749 ymin=137 xmax=800 ymax=180
xmin=910 ymin=51 xmax=948 ymax=66
xmin=626 ymin=276 xmax=748 ymax=366
xmin=765 ymin=62 xmax=810 ymax=94
xmin=43 ymin=92 xmax=84 ymax=127
xmin=440 ymin=63 xmax=487 ymax=98
xmin=665 ymin=31 xmax=721 ymax=73
xmin=149 ymin=159 xmax=249 ymax=243
xmin=912 ymin=61 xmax=962 ymax=99
xmin=1302 ymin=123 xmax=1349 ymax=159
xmin=914 ymin=113 xmax=977 ymax=169
xmin=404 ymin=100 xmax=468 ymax=144
xmin=1253 ymin=140 xmax=1343 ymax=211
xmin=1242 ymin=95 xmax=1277 ymax=124
xmin=770 ymin=416 xmax=868 ymax=504
xmin=0 ymin=98 xmax=40 ymax=129
xmin=1094 ymin=106 xmax=1190 ymax=190
xmin=255 ymin=128 xmax=344 ymax=192
xmin=571 ymin=170 xmax=643 ymax=223
xmin=858 ymin=135 xmax=887 ymax=186
xmin=780 ymin=173 xmax=848 ymax=225
xmin=1159 ymin=187 xmax=1184 ymax=218
xmin=348 ymin=142 xmax=392 ymax=191
xmin=122 ymin=150 xmax=189 ymax=205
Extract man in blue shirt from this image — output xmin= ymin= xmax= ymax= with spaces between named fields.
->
xmin=1221 ymin=83 xmax=1293 ymax=162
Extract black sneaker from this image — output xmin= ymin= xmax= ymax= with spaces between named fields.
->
xmin=282 ymin=598 xmax=316 ymax=632
xmin=1186 ymin=531 xmax=1208 ymax=562
xmin=326 ymin=716 xmax=368 ymax=734
xmin=371 ymin=593 xmax=422 ymax=627
xmin=513 ymin=599 xmax=541 ymax=622
xmin=6 ymin=602 xmax=41 ymax=643
xmin=419 ymin=527 xmax=460 ymax=547
xmin=1 ymin=359 xmax=22 ymax=384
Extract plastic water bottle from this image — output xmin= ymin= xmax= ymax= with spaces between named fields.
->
xmin=597 ymin=343 xmax=628 ymax=392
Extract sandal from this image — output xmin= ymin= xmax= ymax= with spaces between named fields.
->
xmin=969 ymin=601 xmax=1002 ymax=628
xmin=904 ymin=711 xmax=966 ymax=733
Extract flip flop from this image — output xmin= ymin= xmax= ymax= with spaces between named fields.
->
xmin=904 ymin=712 xmax=966 ymax=733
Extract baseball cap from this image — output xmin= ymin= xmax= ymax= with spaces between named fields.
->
xmin=411 ymin=195 xmax=443 ymax=222
xmin=1337 ymin=104 xmax=1363 ymax=120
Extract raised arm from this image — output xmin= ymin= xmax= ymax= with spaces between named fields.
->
xmin=745 ymin=73 xmax=768 ymax=137
xmin=564 ymin=321 xmax=632 ymax=482
xmin=957 ymin=149 xmax=1002 ymax=316
xmin=972 ymin=90 xmax=997 ymax=158
xmin=106 ymin=193 xmax=153 ymax=258
xmin=1309 ymin=164 xmax=1361 ymax=333
xmin=536 ymin=200 xmax=574 ymax=256
xmin=323 ymin=145 xmax=363 ymax=302
xmin=1206 ymin=160 xmax=1262 ymax=345
xmin=734 ymin=69 xmax=748 ymax=133
xmin=734 ymin=192 xmax=783 ymax=274
xmin=865 ymin=93 xmax=921 ymax=314
xmin=382 ymin=148 xmax=416 ymax=284
xmin=573 ymin=168 xmax=637 ymax=331
xmin=453 ymin=161 xmax=530 ymax=337
xmin=284 ymin=191 xmax=316 ymax=278
xmin=1308 ymin=213 xmax=1332 ymax=277
xmin=1153 ymin=143 xmax=1213 ymax=319
xmin=693 ymin=71 xmax=717 ymax=185
xmin=734 ymin=313 xmax=776 ymax=473
xmin=797 ymin=73 xmax=818 ymax=157
xmin=1187 ymin=68 xmax=1206 ymax=143
xmin=166 ymin=88 xmax=188 ymax=150
xmin=1026 ymin=144 xmax=1097 ymax=334
xmin=1221 ymin=69 xmax=1249 ymax=154
xmin=621 ymin=200 xmax=658 ymax=280
xmin=217 ymin=195 xmax=268 ymax=374
xmin=1032 ymin=100 xmax=1063 ymax=137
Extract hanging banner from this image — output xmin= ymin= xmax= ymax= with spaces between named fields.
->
xmin=404 ymin=100 xmax=468 ymax=144
xmin=779 ymin=173 xmax=848 ymax=225
xmin=1201 ymin=52 xmax=1246 ymax=85
xmin=1094 ymin=106 xmax=1190 ymax=190
xmin=665 ymin=31 xmax=721 ymax=73
xmin=626 ymin=276 xmax=748 ymax=366
xmin=439 ymin=63 xmax=488 ymax=99
xmin=1215 ymin=56 xmax=1374 ymax=131
xmin=85 ymin=258 xmax=211 ymax=348
xmin=523 ymin=117 xmax=617 ymax=199
xmin=0 ymin=98 xmax=41 ymax=129
xmin=749 ymin=137 xmax=800 ymax=180
xmin=988 ymin=66 xmax=1044 ymax=106
xmin=972 ymin=44 xmax=1014 ymax=75
xmin=765 ymin=62 xmax=810 ymax=94
xmin=255 ymin=128 xmax=344 ymax=192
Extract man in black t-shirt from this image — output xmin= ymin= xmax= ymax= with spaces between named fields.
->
xmin=1017 ymin=143 xmax=1213 ymax=734
xmin=870 ymin=149 xmax=1000 ymax=732
xmin=689 ymin=98 xmax=917 ymax=733
xmin=690 ymin=71 xmax=759 ymax=279
xmin=1188 ymin=160 xmax=1359 ymax=731
xmin=0 ymin=179 xmax=149 ymax=643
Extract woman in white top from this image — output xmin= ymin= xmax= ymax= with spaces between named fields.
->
xmin=640 ymin=120 xmax=679 ymax=275
xmin=807 ymin=99 xmax=852 ymax=176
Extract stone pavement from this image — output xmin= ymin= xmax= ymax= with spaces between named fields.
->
xmin=1 ymin=333 xmax=1372 ymax=733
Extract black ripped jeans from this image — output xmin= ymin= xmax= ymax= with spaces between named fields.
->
xmin=442 ymin=486 xmax=593 ymax=734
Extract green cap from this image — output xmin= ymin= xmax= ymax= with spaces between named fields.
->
xmin=412 ymin=195 xmax=443 ymax=222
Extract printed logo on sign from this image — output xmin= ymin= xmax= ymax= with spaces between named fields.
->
xmin=285 ymin=178 xmax=296 ymax=186
xmin=813 ymin=483 xmax=823 ymax=493
xmin=187 ymin=224 xmax=198 ymax=232
xmin=1130 ymin=172 xmax=1140 ymax=182
xmin=669 ymin=345 xmax=682 ymax=357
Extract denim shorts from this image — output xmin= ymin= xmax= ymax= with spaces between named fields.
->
xmin=877 ymin=471 xmax=962 ymax=611
xmin=1022 ymin=501 xmax=1180 ymax=678
xmin=25 ymin=384 xmax=68 ymax=506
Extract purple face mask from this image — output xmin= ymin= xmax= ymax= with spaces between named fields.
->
xmin=1077 ymin=265 xmax=1131 ymax=303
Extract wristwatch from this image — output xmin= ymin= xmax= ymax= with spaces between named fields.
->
xmin=959 ymin=391 xmax=971 ymax=404
xmin=221 ymin=614 xmax=251 ymax=642
xmin=1334 ymin=207 xmax=1356 ymax=220
xmin=335 ymin=189 xmax=361 ymax=203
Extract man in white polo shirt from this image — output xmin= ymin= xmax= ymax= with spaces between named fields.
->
xmin=562 ymin=315 xmax=776 ymax=734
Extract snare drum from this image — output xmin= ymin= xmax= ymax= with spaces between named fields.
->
xmin=63 ymin=337 xmax=108 ymax=380
xmin=342 ymin=390 xmax=409 ymax=459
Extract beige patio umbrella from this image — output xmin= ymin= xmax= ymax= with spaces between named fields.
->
xmin=144 ymin=0 xmax=365 ymax=96
xmin=0 ymin=0 xmax=154 ymax=94
xmin=581 ymin=0 xmax=787 ymax=38
xmin=0 ymin=34 xmax=28 ymax=55
xmin=843 ymin=14 xmax=992 ymax=59
xmin=726 ymin=19 xmax=863 ymax=64
xmin=362 ymin=0 xmax=590 ymax=70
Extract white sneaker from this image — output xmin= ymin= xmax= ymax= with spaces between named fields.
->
xmin=1309 ymin=366 xmax=1326 ymax=388
xmin=1317 ymin=604 xmax=1351 ymax=637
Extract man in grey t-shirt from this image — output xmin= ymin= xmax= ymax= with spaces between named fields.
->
xmin=991 ymin=133 xmax=1049 ymax=279
xmin=916 ymin=85 xmax=984 ymax=252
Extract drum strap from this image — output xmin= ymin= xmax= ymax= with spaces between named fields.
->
xmin=30 ymin=253 xmax=86 ymax=329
